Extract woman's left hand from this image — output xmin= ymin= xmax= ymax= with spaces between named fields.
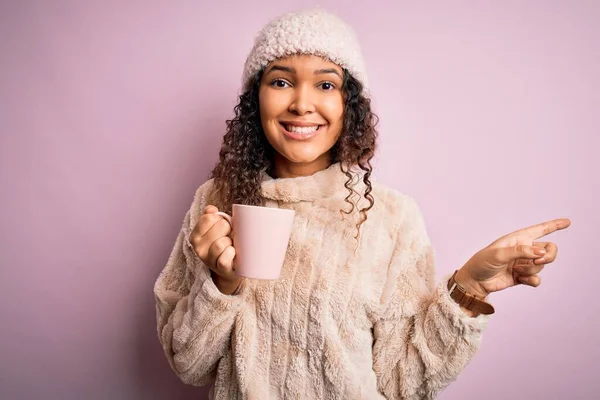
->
xmin=455 ymin=218 xmax=571 ymax=298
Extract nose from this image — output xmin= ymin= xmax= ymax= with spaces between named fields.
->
xmin=288 ymin=85 xmax=315 ymax=115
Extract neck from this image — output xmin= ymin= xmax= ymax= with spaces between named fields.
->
xmin=261 ymin=161 xmax=359 ymax=204
xmin=273 ymin=152 xmax=332 ymax=178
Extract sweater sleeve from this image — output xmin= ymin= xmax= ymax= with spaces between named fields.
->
xmin=372 ymin=198 xmax=491 ymax=400
xmin=153 ymin=181 xmax=250 ymax=386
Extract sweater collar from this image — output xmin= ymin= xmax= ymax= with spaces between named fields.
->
xmin=261 ymin=162 xmax=363 ymax=203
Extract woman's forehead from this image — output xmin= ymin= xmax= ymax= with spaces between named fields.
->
xmin=265 ymin=54 xmax=343 ymax=73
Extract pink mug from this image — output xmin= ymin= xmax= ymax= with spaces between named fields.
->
xmin=216 ymin=204 xmax=295 ymax=280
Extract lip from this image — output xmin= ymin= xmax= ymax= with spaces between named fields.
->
xmin=279 ymin=122 xmax=325 ymax=141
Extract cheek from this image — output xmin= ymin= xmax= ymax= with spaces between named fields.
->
xmin=318 ymin=98 xmax=344 ymax=145
xmin=259 ymin=88 xmax=288 ymax=121
xmin=321 ymin=96 xmax=344 ymax=127
xmin=258 ymin=92 xmax=272 ymax=122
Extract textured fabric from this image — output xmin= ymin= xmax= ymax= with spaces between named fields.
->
xmin=242 ymin=8 xmax=368 ymax=91
xmin=154 ymin=163 xmax=491 ymax=399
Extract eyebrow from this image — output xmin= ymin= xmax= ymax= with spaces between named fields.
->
xmin=314 ymin=68 xmax=343 ymax=79
xmin=264 ymin=65 xmax=343 ymax=79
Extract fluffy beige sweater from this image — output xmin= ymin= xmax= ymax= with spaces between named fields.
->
xmin=154 ymin=163 xmax=491 ymax=399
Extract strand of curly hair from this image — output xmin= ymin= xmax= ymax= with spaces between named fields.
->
xmin=209 ymin=68 xmax=379 ymax=238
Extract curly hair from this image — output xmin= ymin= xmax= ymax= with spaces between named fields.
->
xmin=209 ymin=68 xmax=379 ymax=237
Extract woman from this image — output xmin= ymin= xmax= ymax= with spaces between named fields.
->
xmin=154 ymin=9 xmax=570 ymax=399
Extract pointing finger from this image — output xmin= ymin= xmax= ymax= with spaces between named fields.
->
xmin=512 ymin=218 xmax=571 ymax=240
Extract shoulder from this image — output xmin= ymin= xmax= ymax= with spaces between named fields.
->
xmin=369 ymin=180 xmax=430 ymax=247
xmin=192 ymin=178 xmax=215 ymax=205
xmin=370 ymin=180 xmax=425 ymax=226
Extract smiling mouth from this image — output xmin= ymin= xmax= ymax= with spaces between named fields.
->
xmin=280 ymin=123 xmax=324 ymax=133
xmin=279 ymin=122 xmax=325 ymax=140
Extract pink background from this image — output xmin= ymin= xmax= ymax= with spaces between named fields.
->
xmin=1 ymin=1 xmax=598 ymax=399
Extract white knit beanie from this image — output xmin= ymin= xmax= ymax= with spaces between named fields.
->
xmin=242 ymin=8 xmax=368 ymax=92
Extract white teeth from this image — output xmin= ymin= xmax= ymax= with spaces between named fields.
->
xmin=285 ymin=125 xmax=319 ymax=134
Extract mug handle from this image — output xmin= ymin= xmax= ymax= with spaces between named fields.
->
xmin=216 ymin=211 xmax=233 ymax=227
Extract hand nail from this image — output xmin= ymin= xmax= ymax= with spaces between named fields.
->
xmin=534 ymin=248 xmax=547 ymax=256
xmin=513 ymin=266 xmax=524 ymax=273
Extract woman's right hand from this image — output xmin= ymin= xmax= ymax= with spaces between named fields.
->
xmin=190 ymin=205 xmax=243 ymax=295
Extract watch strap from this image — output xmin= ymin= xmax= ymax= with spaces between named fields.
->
xmin=447 ymin=270 xmax=495 ymax=315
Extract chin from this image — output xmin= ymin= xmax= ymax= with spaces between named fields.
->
xmin=277 ymin=143 xmax=327 ymax=162
xmin=280 ymin=153 xmax=321 ymax=165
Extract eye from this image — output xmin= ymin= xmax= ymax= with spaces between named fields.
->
xmin=319 ymin=81 xmax=336 ymax=91
xmin=270 ymin=79 xmax=290 ymax=88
